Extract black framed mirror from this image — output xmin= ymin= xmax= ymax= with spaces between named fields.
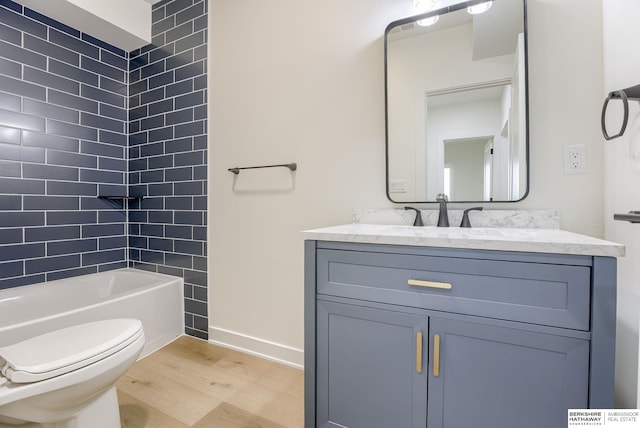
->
xmin=385 ymin=0 xmax=529 ymax=203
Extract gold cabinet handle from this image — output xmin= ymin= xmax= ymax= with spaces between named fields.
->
xmin=416 ymin=332 xmax=423 ymax=373
xmin=408 ymin=279 xmax=452 ymax=290
xmin=433 ymin=334 xmax=441 ymax=377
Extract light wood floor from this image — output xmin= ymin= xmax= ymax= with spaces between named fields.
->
xmin=116 ymin=336 xmax=304 ymax=428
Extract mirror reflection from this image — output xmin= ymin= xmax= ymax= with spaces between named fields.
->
xmin=385 ymin=0 xmax=528 ymax=203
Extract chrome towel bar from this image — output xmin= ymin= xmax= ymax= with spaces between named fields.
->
xmin=228 ymin=163 xmax=297 ymax=175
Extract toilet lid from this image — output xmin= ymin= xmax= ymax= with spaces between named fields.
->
xmin=0 ymin=318 xmax=143 ymax=384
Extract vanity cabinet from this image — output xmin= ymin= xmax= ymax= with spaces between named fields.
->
xmin=304 ymin=241 xmax=617 ymax=428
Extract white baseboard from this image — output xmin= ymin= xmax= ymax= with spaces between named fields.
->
xmin=208 ymin=326 xmax=304 ymax=369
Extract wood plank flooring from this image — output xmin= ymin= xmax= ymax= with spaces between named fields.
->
xmin=116 ymin=336 xmax=304 ymax=428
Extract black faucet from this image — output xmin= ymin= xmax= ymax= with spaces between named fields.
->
xmin=436 ymin=194 xmax=449 ymax=227
xmin=460 ymin=207 xmax=483 ymax=228
xmin=404 ymin=207 xmax=424 ymax=226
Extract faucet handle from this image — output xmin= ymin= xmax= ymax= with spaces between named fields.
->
xmin=460 ymin=207 xmax=483 ymax=228
xmin=404 ymin=207 xmax=424 ymax=227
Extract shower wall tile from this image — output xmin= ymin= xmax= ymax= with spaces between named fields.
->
xmin=129 ymin=0 xmax=208 ymax=340
xmin=0 ymin=0 xmax=128 ymax=289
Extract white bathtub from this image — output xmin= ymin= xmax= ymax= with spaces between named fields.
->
xmin=0 ymin=268 xmax=185 ymax=358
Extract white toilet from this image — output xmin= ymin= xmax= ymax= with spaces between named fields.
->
xmin=0 ymin=318 xmax=144 ymax=428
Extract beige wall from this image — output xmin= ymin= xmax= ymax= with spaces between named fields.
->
xmin=208 ymin=0 xmax=605 ymax=366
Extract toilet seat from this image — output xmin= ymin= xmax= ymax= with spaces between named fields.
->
xmin=0 ymin=319 xmax=143 ymax=384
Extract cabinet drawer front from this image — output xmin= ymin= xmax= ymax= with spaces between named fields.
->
xmin=317 ymin=249 xmax=591 ymax=330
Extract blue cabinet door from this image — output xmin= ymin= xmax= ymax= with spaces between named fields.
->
xmin=427 ymin=317 xmax=590 ymax=428
xmin=316 ymin=300 xmax=428 ymax=428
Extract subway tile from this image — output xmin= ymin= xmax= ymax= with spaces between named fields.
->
xmin=174 ymin=181 xmax=203 ymax=196
xmin=98 ymin=157 xmax=126 ymax=171
xmin=49 ymin=58 xmax=98 ymax=86
xmin=47 ymin=239 xmax=97 ymax=256
xmin=194 ymin=105 xmax=206 ymax=120
xmin=0 ymin=160 xmax=20 ymax=177
xmin=99 ymin=103 xmax=127 ymax=121
xmin=25 ymin=254 xmax=80 ymax=275
xmin=80 ymin=168 xmax=124 ymax=184
xmin=46 ymin=180 xmax=96 ymax=196
xmin=175 ymin=31 xmax=204 ymax=54
xmin=176 ymin=2 xmax=204 ymax=26
xmin=140 ymin=250 xmax=165 ymax=265
xmin=166 ymin=21 xmax=192 ymax=44
xmin=149 ymin=70 xmax=174 ymax=89
xmin=165 ymin=137 xmax=192 ymax=153
xmin=0 ymin=194 xmax=21 ymax=210
xmin=148 ymin=154 xmax=173 ymax=169
xmin=0 ymin=39 xmax=46 ymax=72
xmin=82 ymin=223 xmax=125 ymax=238
xmin=0 ymin=21 xmax=20 ymax=45
xmin=99 ymin=130 xmax=127 ymax=147
xmin=151 ymin=33 xmax=165 ymax=47
xmin=165 ymin=224 xmax=192 ymax=239
xmin=48 ymin=90 xmax=98 ymax=114
xmin=0 ymin=273 xmax=47 ymax=290
xmin=130 ymin=158 xmax=148 ymax=172
xmin=152 ymin=6 xmax=166 ymax=23
xmin=129 ymin=131 xmax=148 ymax=146
xmin=141 ymin=114 xmax=165 ymax=131
xmin=149 ymin=238 xmax=173 ymax=251
xmin=81 ymin=33 xmax=125 ymax=58
xmin=193 ymin=255 xmax=206 ymax=271
xmin=23 ymin=131 xmax=79 ymax=152
xmin=47 ymin=150 xmax=96 ymax=168
xmin=150 ymin=44 xmax=175 ymax=63
xmin=128 ymin=210 xmax=148 ymax=224
xmin=174 ymin=120 xmax=204 ymax=138
xmin=130 ymin=79 xmax=148 ymax=96
xmin=0 ymin=243 xmax=44 ymax=262
xmin=0 ymin=229 xmax=22 ymax=245
xmin=149 ymin=126 xmax=174 ymax=142
xmin=140 ymin=87 xmax=165 ymax=105
xmin=193 ymin=226 xmax=206 ymax=241
xmin=49 ymin=29 xmax=99 ymax=59
xmin=166 ymin=0 xmax=194 ymax=17
xmin=80 ymin=84 xmax=125 ymax=108
xmin=149 ymin=99 xmax=174 ymax=116
xmin=174 ymin=210 xmax=203 ymax=225
xmin=0 ymin=91 xmax=21 ymax=111
xmin=166 ymin=252 xmax=192 ymax=269
xmin=193 ymin=74 xmax=206 ymax=91
xmin=99 ymin=77 xmax=127 ymax=98
xmin=166 ymin=50 xmax=194 ymax=72
xmin=81 ymin=141 xmax=124 ymax=159
xmin=153 ymin=15 xmax=175 ymax=35
xmin=46 ymin=210 xmax=96 ymax=225
xmin=98 ymin=184 xmax=127 ymax=197
xmin=194 ymin=15 xmax=207 ymax=33
xmin=174 ymin=60 xmax=204 ymax=82
xmin=194 ymin=135 xmax=206 ymax=150
xmin=24 ymin=164 xmax=78 ymax=181
xmin=24 ymin=67 xmax=79 ymax=95
xmin=138 ymin=196 xmax=163 ymax=210
xmin=165 ymin=166 xmax=192 ymax=182
xmin=193 ymin=165 xmax=207 ymax=180
xmin=0 ymin=7 xmax=46 ymax=39
xmin=147 ymin=183 xmax=173 ymax=196
xmin=0 ymin=211 xmax=44 ymax=227
xmin=24 ymin=196 xmax=79 ymax=210
xmin=194 ymin=44 xmax=206 ymax=62
xmin=141 ymin=142 xmax=165 ymax=157
xmin=0 ymin=109 xmax=45 ymax=132
xmin=175 ymin=240 xmax=203 ymax=256
xmin=82 ymin=249 xmax=125 ymax=266
xmin=0 ymin=0 xmax=21 ymax=13
xmin=140 ymin=223 xmax=164 ymax=237
xmin=0 ymin=178 xmax=45 ymax=195
xmin=149 ymin=210 xmax=173 ymax=224
xmin=186 ymin=268 xmax=206 ymax=287
xmin=129 ymin=54 xmax=149 ymax=72
xmin=0 ymin=57 xmax=21 ymax=78
xmin=175 ymin=91 xmax=204 ymax=109
xmin=25 ymin=225 xmax=80 ymax=242
xmin=0 ymin=125 xmax=20 ymax=145
xmin=81 ymin=112 xmax=125 ymax=133
xmin=23 ymin=100 xmax=80 ymax=124
xmin=80 ymin=196 xmax=123 ymax=210
xmin=140 ymin=170 xmax=165 ymax=183
xmin=99 ymin=236 xmax=126 ymax=250
xmin=23 ymin=34 xmax=79 ymax=66
xmin=101 ymin=50 xmax=128 ymax=71
xmin=130 ymin=105 xmax=148 ymax=121
xmin=98 ymin=209 xmax=125 ymax=223
xmin=141 ymin=60 xmax=166 ymax=80
xmin=129 ymin=121 xmax=140 ymax=134
xmin=0 ymin=143 xmax=45 ymax=162
xmin=47 ymin=119 xmax=98 ymax=141
xmin=185 ymin=298 xmax=207 ymax=316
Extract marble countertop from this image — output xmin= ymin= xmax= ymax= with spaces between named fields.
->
xmin=303 ymin=224 xmax=625 ymax=257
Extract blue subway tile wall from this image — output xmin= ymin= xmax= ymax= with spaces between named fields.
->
xmin=129 ymin=0 xmax=208 ymax=340
xmin=0 ymin=0 xmax=128 ymax=288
